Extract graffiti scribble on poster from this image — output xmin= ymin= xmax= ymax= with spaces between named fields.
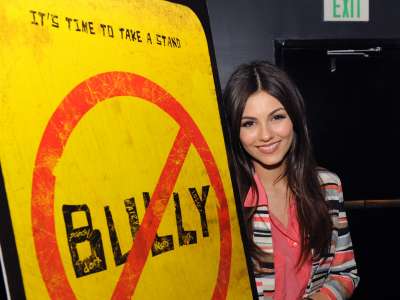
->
xmin=29 ymin=10 xmax=182 ymax=48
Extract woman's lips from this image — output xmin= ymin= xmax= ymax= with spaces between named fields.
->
xmin=256 ymin=141 xmax=280 ymax=154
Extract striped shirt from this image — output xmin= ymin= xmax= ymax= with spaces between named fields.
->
xmin=244 ymin=169 xmax=360 ymax=299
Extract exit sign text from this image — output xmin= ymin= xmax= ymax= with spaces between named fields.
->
xmin=324 ymin=0 xmax=369 ymax=21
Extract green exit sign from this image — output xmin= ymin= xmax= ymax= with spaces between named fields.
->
xmin=324 ymin=0 xmax=369 ymax=21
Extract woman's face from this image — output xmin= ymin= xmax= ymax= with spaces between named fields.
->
xmin=239 ymin=90 xmax=294 ymax=168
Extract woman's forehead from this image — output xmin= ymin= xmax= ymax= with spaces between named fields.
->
xmin=243 ymin=90 xmax=284 ymax=115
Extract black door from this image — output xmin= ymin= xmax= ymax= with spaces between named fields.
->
xmin=275 ymin=39 xmax=400 ymax=300
xmin=276 ymin=39 xmax=400 ymax=201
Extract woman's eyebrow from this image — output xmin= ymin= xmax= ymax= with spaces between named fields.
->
xmin=241 ymin=107 xmax=286 ymax=120
xmin=269 ymin=107 xmax=285 ymax=116
xmin=241 ymin=116 xmax=257 ymax=120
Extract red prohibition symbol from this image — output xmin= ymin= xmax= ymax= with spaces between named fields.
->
xmin=31 ymin=72 xmax=232 ymax=300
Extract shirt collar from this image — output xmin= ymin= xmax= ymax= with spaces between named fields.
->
xmin=243 ymin=173 xmax=269 ymax=207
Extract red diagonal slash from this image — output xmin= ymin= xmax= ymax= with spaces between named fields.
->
xmin=32 ymin=72 xmax=232 ymax=300
xmin=112 ymin=127 xmax=190 ymax=299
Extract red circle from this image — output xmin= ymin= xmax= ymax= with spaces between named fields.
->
xmin=31 ymin=72 xmax=232 ymax=299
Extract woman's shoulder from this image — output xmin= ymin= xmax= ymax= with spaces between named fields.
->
xmin=316 ymin=168 xmax=344 ymax=205
xmin=316 ymin=167 xmax=342 ymax=186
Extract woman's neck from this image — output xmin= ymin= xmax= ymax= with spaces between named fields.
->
xmin=253 ymin=160 xmax=292 ymax=226
xmin=253 ymin=160 xmax=287 ymax=191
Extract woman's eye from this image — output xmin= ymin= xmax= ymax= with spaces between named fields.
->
xmin=241 ymin=121 xmax=255 ymax=127
xmin=272 ymin=114 xmax=286 ymax=121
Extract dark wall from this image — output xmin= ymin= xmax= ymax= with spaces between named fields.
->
xmin=207 ymin=0 xmax=400 ymax=87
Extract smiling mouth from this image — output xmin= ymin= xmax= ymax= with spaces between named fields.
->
xmin=256 ymin=141 xmax=280 ymax=154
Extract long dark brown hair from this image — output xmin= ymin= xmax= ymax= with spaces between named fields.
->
xmin=223 ymin=61 xmax=332 ymax=266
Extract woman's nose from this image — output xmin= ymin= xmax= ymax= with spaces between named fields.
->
xmin=259 ymin=122 xmax=272 ymax=141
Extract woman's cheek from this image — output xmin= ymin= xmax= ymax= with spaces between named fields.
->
xmin=275 ymin=121 xmax=293 ymax=137
xmin=240 ymin=128 xmax=257 ymax=145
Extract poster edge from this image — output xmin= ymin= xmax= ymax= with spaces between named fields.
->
xmin=0 ymin=163 xmax=27 ymax=299
xmin=166 ymin=0 xmax=258 ymax=298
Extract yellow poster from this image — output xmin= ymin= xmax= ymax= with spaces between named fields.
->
xmin=0 ymin=0 xmax=254 ymax=299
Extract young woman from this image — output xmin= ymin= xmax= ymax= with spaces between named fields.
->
xmin=223 ymin=61 xmax=359 ymax=300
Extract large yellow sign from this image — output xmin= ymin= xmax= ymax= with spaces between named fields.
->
xmin=0 ymin=0 xmax=254 ymax=299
